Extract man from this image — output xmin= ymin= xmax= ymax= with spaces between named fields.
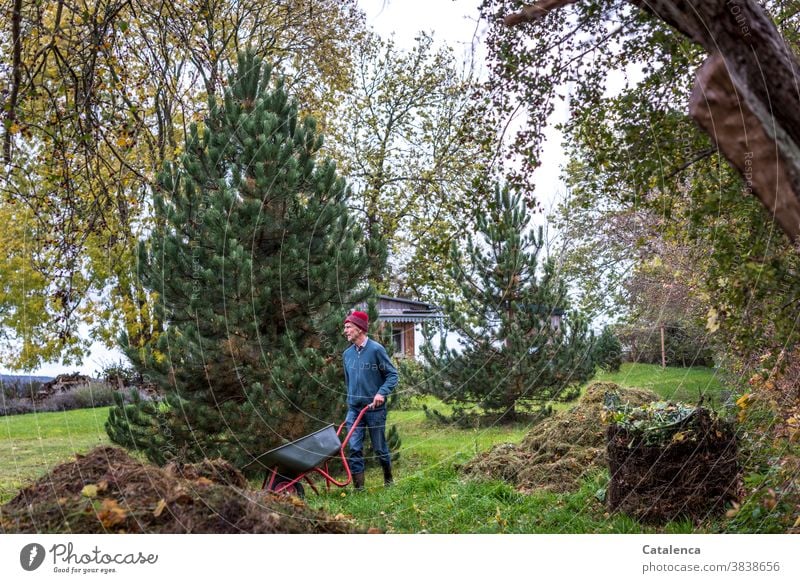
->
xmin=343 ymin=310 xmax=398 ymax=490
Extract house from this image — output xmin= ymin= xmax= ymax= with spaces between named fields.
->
xmin=375 ymin=295 xmax=442 ymax=360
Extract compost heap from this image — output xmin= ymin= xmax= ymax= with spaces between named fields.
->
xmin=0 ymin=446 xmax=360 ymax=534
xmin=606 ymin=400 xmax=739 ymax=524
xmin=461 ymin=382 xmax=659 ymax=493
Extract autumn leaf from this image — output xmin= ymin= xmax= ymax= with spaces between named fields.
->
xmin=671 ymin=431 xmax=687 ymax=443
xmin=98 ymin=499 xmax=127 ymax=528
xmin=81 ymin=484 xmax=99 ymax=498
xmin=153 ymin=499 xmax=168 ymax=518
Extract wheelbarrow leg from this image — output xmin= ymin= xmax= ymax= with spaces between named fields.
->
xmin=262 ymin=467 xmax=278 ymax=491
xmin=304 ymin=475 xmax=320 ymax=496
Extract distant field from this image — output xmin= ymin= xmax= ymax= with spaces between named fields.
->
xmin=0 ymin=407 xmax=111 ymax=504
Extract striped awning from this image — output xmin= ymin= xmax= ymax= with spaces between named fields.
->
xmin=379 ymin=312 xmax=443 ymax=323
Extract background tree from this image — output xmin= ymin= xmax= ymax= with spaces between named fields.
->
xmin=593 ymin=326 xmax=622 ymax=372
xmin=423 ymin=184 xmax=595 ymax=418
xmin=480 ymin=0 xmax=800 ymax=373
xmin=328 ymin=32 xmax=496 ymax=299
xmin=105 ymin=52 xmax=380 ymax=472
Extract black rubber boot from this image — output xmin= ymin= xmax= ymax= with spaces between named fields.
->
xmin=353 ymin=472 xmax=365 ymax=491
xmin=382 ymin=465 xmax=394 ymax=487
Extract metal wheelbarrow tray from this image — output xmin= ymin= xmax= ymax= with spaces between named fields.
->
xmin=248 ymin=405 xmax=372 ymax=497
xmin=253 ymin=425 xmax=341 ymax=475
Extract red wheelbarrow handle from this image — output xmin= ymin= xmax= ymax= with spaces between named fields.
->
xmin=325 ymin=404 xmax=373 ymax=488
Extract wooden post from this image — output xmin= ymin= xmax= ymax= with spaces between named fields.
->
xmin=660 ymin=324 xmax=666 ymax=368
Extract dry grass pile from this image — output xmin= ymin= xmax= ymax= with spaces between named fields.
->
xmin=461 ymin=382 xmax=659 ymax=493
xmin=0 ymin=446 xmax=361 ymax=533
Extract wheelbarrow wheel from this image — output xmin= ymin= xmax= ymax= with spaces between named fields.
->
xmin=271 ymin=477 xmax=305 ymax=499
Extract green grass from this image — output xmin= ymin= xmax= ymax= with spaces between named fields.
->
xmin=310 ymin=364 xmax=737 ymax=533
xmin=595 ymin=362 xmax=728 ymax=404
xmin=310 ymin=465 xmax=700 ymax=534
xmin=0 ymin=407 xmax=111 ymax=503
xmin=1 ymin=364 xmax=780 ymax=532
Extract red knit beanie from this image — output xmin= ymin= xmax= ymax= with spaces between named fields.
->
xmin=345 ymin=310 xmax=369 ymax=332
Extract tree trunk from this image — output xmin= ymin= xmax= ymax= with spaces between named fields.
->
xmin=504 ymin=0 xmax=800 ymax=241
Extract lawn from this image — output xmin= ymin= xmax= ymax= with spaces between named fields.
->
xmin=0 ymin=365 xmax=762 ymax=532
xmin=309 ymin=364 xmax=733 ymax=533
xmin=0 ymin=407 xmax=111 ymax=503
xmin=595 ymin=363 xmax=729 ymax=405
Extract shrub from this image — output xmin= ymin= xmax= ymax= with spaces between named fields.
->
xmin=393 ymin=359 xmax=427 ymax=410
xmin=0 ymin=397 xmax=35 ymax=416
xmin=618 ymin=321 xmax=714 ymax=367
xmin=97 ymin=360 xmax=140 ymax=388
xmin=593 ymin=326 xmax=622 ymax=372
xmin=0 ymin=383 xmax=146 ymax=417
xmin=48 ymin=383 xmax=120 ymax=410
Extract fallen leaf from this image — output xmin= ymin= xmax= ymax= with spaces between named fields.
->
xmin=98 ymin=499 xmax=127 ymax=528
xmin=671 ymin=432 xmax=687 ymax=443
xmin=81 ymin=484 xmax=99 ymax=498
xmin=153 ymin=499 xmax=167 ymax=518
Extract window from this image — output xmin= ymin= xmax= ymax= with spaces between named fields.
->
xmin=391 ymin=327 xmax=404 ymax=356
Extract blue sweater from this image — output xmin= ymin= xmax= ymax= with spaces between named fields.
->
xmin=343 ymin=338 xmax=398 ymax=408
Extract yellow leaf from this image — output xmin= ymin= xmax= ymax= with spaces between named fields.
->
xmin=794 ymin=515 xmax=800 ymax=528
xmin=153 ymin=499 xmax=167 ymax=518
xmin=98 ymin=499 xmax=127 ymax=528
xmin=671 ymin=431 xmax=687 ymax=443
xmin=706 ymin=307 xmax=720 ymax=333
xmin=81 ymin=484 xmax=99 ymax=498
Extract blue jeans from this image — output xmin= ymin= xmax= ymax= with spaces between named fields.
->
xmin=345 ymin=406 xmax=391 ymax=474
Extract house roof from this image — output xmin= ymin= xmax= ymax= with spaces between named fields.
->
xmin=376 ymin=295 xmax=443 ymax=324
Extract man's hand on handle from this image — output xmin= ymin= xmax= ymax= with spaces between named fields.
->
xmin=371 ymin=394 xmax=385 ymax=409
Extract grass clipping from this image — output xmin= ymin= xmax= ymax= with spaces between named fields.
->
xmin=0 ymin=446 xmax=360 ymax=534
xmin=461 ymin=382 xmax=659 ymax=493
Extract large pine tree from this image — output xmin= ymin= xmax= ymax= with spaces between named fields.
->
xmin=106 ymin=52 xmax=381 ymax=473
xmin=423 ymin=185 xmax=595 ymax=417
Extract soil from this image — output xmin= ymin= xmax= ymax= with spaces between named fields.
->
xmin=0 ymin=446 xmax=363 ymax=533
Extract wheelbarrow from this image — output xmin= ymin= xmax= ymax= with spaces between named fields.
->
xmin=245 ymin=405 xmax=372 ymax=497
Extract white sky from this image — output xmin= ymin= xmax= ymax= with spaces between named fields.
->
xmin=4 ymin=0 xmax=571 ymax=378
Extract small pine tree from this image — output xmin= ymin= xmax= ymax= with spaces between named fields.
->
xmin=106 ymin=52 xmax=382 ymax=474
xmin=593 ymin=326 xmax=623 ymax=372
xmin=423 ymin=185 xmax=595 ymax=418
